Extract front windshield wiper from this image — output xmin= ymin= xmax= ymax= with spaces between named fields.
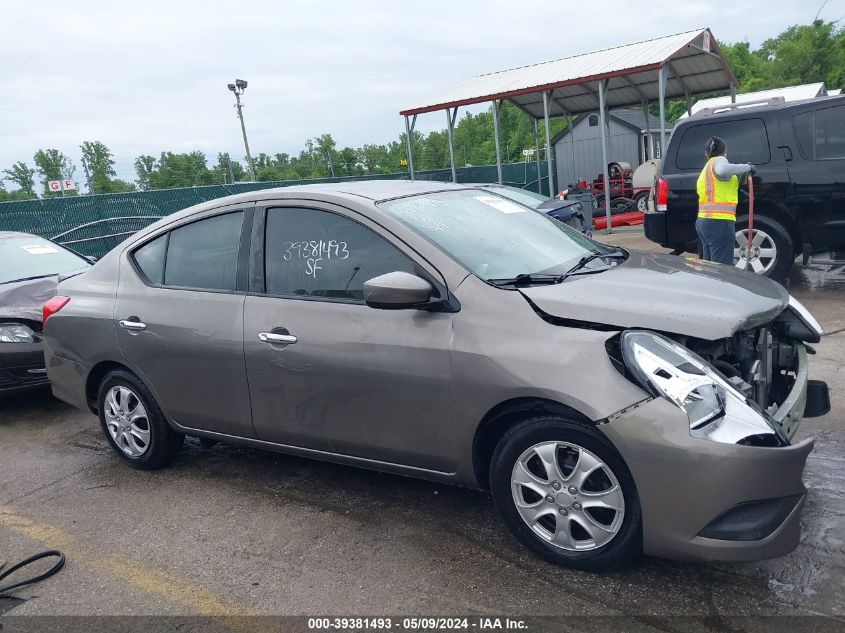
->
xmin=1 ymin=273 xmax=57 ymax=285
xmin=562 ymin=249 xmax=627 ymax=278
xmin=489 ymin=273 xmax=565 ymax=287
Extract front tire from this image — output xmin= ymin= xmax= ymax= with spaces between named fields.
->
xmin=97 ymin=369 xmax=183 ymax=470
xmin=490 ymin=416 xmax=641 ymax=571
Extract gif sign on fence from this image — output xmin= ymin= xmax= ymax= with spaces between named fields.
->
xmin=48 ymin=179 xmax=76 ymax=193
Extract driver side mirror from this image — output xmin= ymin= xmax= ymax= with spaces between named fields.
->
xmin=363 ymin=271 xmax=435 ymax=310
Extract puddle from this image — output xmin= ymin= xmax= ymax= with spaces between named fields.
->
xmin=786 ymin=263 xmax=845 ymax=292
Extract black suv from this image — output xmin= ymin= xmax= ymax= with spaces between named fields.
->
xmin=645 ymin=95 xmax=845 ymax=281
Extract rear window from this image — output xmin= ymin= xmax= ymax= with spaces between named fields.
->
xmin=675 ymin=119 xmax=770 ymax=170
xmin=0 ymin=236 xmax=88 ymax=285
xmin=793 ymin=104 xmax=845 ymax=160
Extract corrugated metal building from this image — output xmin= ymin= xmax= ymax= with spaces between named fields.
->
xmin=552 ymin=108 xmax=664 ymax=187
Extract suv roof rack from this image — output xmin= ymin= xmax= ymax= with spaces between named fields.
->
xmin=692 ymin=96 xmax=786 ymax=118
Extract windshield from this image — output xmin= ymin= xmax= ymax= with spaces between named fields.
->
xmin=379 ymin=189 xmax=603 ymax=282
xmin=0 ymin=235 xmax=89 ymax=284
xmin=483 ymin=186 xmax=548 ymax=209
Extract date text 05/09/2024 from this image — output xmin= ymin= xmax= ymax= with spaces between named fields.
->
xmin=307 ymin=617 xmax=528 ymax=631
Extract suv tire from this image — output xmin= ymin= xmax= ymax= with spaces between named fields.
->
xmin=734 ymin=214 xmax=795 ymax=281
xmin=490 ymin=416 xmax=641 ymax=571
xmin=97 ymin=369 xmax=184 ymax=470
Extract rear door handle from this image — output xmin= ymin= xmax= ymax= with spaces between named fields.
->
xmin=119 ymin=319 xmax=147 ymax=331
xmin=258 ymin=332 xmax=298 ymax=345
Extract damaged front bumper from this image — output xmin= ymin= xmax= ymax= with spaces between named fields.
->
xmin=601 ymin=339 xmax=828 ymax=562
xmin=603 ymin=397 xmax=814 ymax=561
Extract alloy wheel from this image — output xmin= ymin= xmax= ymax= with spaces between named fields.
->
xmin=734 ymin=228 xmax=777 ymax=274
xmin=636 ymin=195 xmax=648 ymax=212
xmin=510 ymin=441 xmax=625 ymax=551
xmin=103 ymin=386 xmax=151 ymax=457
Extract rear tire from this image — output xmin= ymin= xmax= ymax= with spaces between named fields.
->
xmin=97 ymin=369 xmax=183 ymax=470
xmin=490 ymin=416 xmax=641 ymax=571
xmin=734 ymin=214 xmax=794 ymax=282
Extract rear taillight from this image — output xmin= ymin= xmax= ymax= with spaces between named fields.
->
xmin=43 ymin=296 xmax=70 ymax=323
xmin=655 ymin=177 xmax=669 ymax=212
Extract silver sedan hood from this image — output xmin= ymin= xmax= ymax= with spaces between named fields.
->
xmin=520 ymin=251 xmax=789 ymax=340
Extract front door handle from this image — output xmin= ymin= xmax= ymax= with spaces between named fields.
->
xmin=119 ymin=319 xmax=147 ymax=331
xmin=259 ymin=332 xmax=298 ymax=345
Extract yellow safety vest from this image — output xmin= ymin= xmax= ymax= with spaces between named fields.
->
xmin=697 ymin=157 xmax=738 ymax=221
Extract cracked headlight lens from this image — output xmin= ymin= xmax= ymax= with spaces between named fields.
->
xmin=619 ymin=330 xmax=783 ymax=445
xmin=0 ymin=323 xmax=36 ymax=343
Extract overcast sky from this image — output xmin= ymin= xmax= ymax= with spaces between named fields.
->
xmin=1 ymin=0 xmax=840 ymax=183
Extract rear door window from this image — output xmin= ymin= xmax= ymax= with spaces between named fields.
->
xmin=263 ymin=207 xmax=416 ymax=301
xmin=675 ymin=119 xmax=770 ymax=170
xmin=164 ymin=212 xmax=243 ymax=291
xmin=793 ymin=104 xmax=845 ymax=160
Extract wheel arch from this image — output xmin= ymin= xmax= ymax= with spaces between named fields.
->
xmin=472 ymin=397 xmax=593 ymax=490
xmin=85 ymin=360 xmax=138 ymax=414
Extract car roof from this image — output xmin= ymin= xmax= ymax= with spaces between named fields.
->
xmin=261 ymin=179 xmax=468 ymax=202
xmin=676 ymin=94 xmax=845 ymax=128
xmin=122 ymin=179 xmax=492 ymax=246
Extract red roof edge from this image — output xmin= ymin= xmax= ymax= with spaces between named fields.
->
xmin=399 ymin=63 xmax=663 ymax=117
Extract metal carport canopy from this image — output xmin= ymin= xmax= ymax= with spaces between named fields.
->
xmin=399 ymin=28 xmax=737 ymax=230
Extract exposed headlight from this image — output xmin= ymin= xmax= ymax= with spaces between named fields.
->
xmin=788 ymin=295 xmax=823 ymax=339
xmin=0 ymin=323 xmax=36 ymax=343
xmin=620 ymin=330 xmax=784 ymax=446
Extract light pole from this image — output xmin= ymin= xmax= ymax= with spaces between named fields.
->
xmin=227 ymin=79 xmax=256 ymax=182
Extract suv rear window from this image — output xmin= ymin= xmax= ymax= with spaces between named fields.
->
xmin=675 ymin=119 xmax=770 ymax=170
xmin=793 ymin=104 xmax=845 ymax=160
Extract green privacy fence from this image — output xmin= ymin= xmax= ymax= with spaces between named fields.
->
xmin=0 ymin=160 xmax=553 ymax=257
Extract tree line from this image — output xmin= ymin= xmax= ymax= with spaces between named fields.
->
xmin=2 ymin=19 xmax=842 ymax=201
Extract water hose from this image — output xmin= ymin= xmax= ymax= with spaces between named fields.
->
xmin=0 ymin=551 xmax=65 ymax=597
xmin=746 ymin=173 xmax=755 ymax=270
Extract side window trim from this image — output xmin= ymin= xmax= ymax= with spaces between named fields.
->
xmin=792 ymin=108 xmax=816 ymax=161
xmin=129 ymin=205 xmax=253 ymax=295
xmin=250 ymin=201 xmax=449 ymax=303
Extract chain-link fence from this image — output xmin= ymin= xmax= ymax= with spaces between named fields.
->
xmin=0 ymin=161 xmax=553 ymax=257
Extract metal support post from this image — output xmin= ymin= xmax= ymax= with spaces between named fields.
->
xmin=658 ymin=65 xmax=669 ymax=159
xmin=404 ymin=115 xmax=416 ymax=180
xmin=730 ymin=83 xmax=737 ymax=103
xmin=446 ymin=107 xmax=458 ymax=183
xmin=568 ymin=113 xmax=575 ymax=189
xmin=597 ymin=80 xmax=612 ymax=232
xmin=542 ymin=91 xmax=554 ymax=197
xmin=641 ymin=99 xmax=650 ymax=162
xmin=492 ymin=100 xmax=503 ymax=184
xmin=533 ymin=119 xmax=542 ymax=193
xmin=233 ymin=91 xmax=255 ymax=181
xmin=686 ymin=90 xmax=692 ymax=117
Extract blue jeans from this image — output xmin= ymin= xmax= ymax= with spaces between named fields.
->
xmin=696 ymin=218 xmax=735 ymax=265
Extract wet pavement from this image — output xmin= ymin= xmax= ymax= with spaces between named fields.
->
xmin=1 ymin=228 xmax=843 ymax=626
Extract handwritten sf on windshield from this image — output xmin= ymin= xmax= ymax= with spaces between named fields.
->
xmin=283 ymin=240 xmax=350 ymax=278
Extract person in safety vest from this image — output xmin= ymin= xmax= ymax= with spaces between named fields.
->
xmin=696 ymin=136 xmax=756 ymax=265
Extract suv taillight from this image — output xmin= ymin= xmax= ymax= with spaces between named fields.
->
xmin=655 ymin=177 xmax=668 ymax=212
xmin=43 ymin=296 xmax=70 ymax=323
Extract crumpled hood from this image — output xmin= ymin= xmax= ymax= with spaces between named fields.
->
xmin=0 ymin=276 xmax=59 ymax=323
xmin=520 ymin=251 xmax=789 ymax=340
